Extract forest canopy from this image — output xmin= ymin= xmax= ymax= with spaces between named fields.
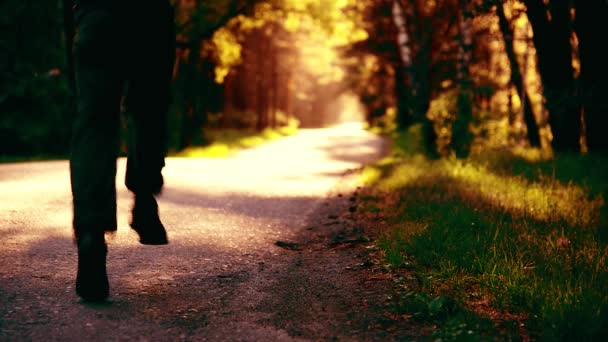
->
xmin=1 ymin=0 xmax=607 ymax=158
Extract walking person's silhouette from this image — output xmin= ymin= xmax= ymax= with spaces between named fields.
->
xmin=69 ymin=0 xmax=176 ymax=301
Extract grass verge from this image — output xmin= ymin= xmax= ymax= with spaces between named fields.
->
xmin=2 ymin=124 xmax=298 ymax=163
xmin=359 ymin=124 xmax=607 ymax=341
xmin=171 ymin=125 xmax=298 ymax=158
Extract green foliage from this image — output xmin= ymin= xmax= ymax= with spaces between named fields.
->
xmin=393 ymin=123 xmax=429 ymax=159
xmin=395 ymin=291 xmax=499 ymax=341
xmin=363 ymin=130 xmax=608 ymax=340
xmin=427 ymin=90 xmax=459 ymax=157
xmin=189 ymin=0 xmax=369 ymax=85
xmin=172 ymin=120 xmax=298 ymax=158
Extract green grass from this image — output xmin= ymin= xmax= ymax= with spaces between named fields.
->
xmin=361 ymin=124 xmax=608 ymax=341
xmin=2 ymin=124 xmax=299 ymax=162
xmin=171 ymin=124 xmax=298 ymax=158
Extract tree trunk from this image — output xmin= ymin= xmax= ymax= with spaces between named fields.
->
xmin=196 ymin=58 xmax=213 ymax=143
xmin=177 ymin=40 xmax=203 ymax=149
xmin=391 ymin=0 xmax=438 ymax=157
xmin=270 ymin=39 xmax=279 ymax=128
xmin=254 ymin=31 xmax=266 ymax=131
xmin=451 ymin=0 xmax=474 ymax=158
xmin=495 ymin=1 xmax=541 ymax=147
xmin=285 ymin=73 xmax=293 ymax=120
xmin=575 ymin=0 xmax=608 ymax=153
xmin=392 ymin=0 xmax=414 ymax=129
xmin=524 ymin=0 xmax=580 ymax=152
xmin=222 ymin=72 xmax=234 ymax=128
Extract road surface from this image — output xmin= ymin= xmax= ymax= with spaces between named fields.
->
xmin=1 ymin=124 xmax=395 ymax=341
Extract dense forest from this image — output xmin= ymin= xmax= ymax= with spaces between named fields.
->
xmin=1 ymin=0 xmax=607 ymax=158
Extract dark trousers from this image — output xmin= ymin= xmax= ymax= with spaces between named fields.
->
xmin=70 ymin=3 xmax=175 ymax=236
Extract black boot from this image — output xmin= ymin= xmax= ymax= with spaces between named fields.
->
xmin=130 ymin=194 xmax=168 ymax=245
xmin=76 ymin=231 xmax=109 ymax=302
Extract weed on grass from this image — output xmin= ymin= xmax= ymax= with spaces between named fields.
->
xmin=360 ymin=125 xmax=608 ymax=341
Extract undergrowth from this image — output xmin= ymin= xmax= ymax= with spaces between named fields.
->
xmin=361 ymin=124 xmax=608 ymax=341
xmin=171 ymin=123 xmax=298 ymax=158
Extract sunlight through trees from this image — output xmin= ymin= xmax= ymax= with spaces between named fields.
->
xmin=1 ymin=0 xmax=607 ymax=157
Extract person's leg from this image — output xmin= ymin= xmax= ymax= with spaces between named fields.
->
xmin=70 ymin=9 xmax=123 ymax=300
xmin=124 ymin=3 xmax=175 ymax=245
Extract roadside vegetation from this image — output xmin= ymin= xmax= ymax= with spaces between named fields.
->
xmin=359 ymin=124 xmax=607 ymax=340
xmin=1 ymin=121 xmax=298 ymax=163
xmin=172 ymin=119 xmax=299 ymax=158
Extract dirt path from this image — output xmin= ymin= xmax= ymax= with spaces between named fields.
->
xmin=0 ymin=124 xmax=417 ymax=341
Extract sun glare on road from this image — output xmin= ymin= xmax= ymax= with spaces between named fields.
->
xmin=1 ymin=126 xmax=384 ymax=252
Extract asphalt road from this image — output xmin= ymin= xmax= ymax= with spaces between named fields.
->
xmin=0 ymin=124 xmax=389 ymax=341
